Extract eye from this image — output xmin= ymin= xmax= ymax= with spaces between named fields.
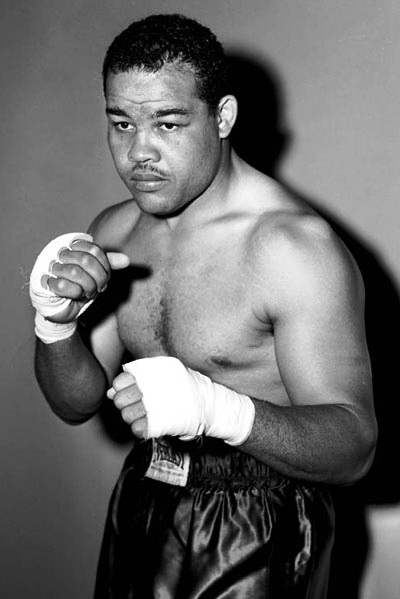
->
xmin=115 ymin=121 xmax=134 ymax=131
xmin=159 ymin=122 xmax=179 ymax=131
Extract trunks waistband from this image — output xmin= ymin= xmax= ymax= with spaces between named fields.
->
xmin=123 ymin=436 xmax=308 ymax=490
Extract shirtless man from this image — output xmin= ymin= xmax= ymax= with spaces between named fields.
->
xmin=31 ymin=14 xmax=377 ymax=599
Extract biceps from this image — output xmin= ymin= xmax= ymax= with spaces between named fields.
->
xmin=273 ymin=305 xmax=371 ymax=407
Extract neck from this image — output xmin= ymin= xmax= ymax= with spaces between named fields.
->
xmin=163 ymin=143 xmax=239 ymax=230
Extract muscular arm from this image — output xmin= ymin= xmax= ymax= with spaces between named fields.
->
xmin=35 ymin=313 xmax=123 ymax=423
xmin=33 ymin=209 xmax=131 ymax=423
xmin=244 ymin=400 xmax=374 ymax=484
xmin=241 ymin=216 xmax=377 ymax=484
xmin=35 ymin=332 xmax=106 ymax=424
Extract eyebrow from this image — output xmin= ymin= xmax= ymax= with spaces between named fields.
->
xmin=105 ymin=106 xmax=130 ymax=118
xmin=153 ymin=107 xmax=192 ymax=118
xmin=105 ymin=106 xmax=192 ymax=118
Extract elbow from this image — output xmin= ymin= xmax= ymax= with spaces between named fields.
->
xmin=339 ymin=422 xmax=378 ymax=485
xmin=59 ymin=413 xmax=94 ymax=426
xmin=352 ymin=435 xmax=378 ymax=483
xmin=47 ymin=400 xmax=98 ymax=426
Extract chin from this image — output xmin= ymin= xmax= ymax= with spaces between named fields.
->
xmin=134 ymin=196 xmax=181 ymax=217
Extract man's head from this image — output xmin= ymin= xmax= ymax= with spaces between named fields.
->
xmin=103 ymin=14 xmax=237 ymax=217
xmin=102 ymin=13 xmax=230 ymax=113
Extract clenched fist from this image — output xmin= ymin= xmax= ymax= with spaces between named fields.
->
xmin=30 ymin=232 xmax=129 ymax=343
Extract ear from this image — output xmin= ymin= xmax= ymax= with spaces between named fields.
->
xmin=217 ymin=95 xmax=238 ymax=139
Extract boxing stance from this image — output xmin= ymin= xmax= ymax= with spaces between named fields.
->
xmin=31 ymin=14 xmax=377 ymax=598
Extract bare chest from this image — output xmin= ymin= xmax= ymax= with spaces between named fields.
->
xmin=114 ymin=223 xmax=287 ymax=402
xmin=116 ymin=233 xmax=268 ymax=366
xmin=117 ymin=255 xmax=262 ymax=361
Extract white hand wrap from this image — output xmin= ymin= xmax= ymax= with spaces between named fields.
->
xmin=29 ymin=232 xmax=94 ymax=344
xmin=123 ymin=356 xmax=255 ymax=446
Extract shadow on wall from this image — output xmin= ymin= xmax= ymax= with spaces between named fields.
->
xmin=228 ymin=50 xmax=400 ymax=599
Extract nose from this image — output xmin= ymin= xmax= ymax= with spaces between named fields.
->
xmin=127 ymin=130 xmax=161 ymax=163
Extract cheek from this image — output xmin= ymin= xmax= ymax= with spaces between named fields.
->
xmin=107 ymin=136 xmax=119 ymax=160
xmin=192 ymin=137 xmax=220 ymax=175
xmin=108 ymin=140 xmax=128 ymax=172
xmin=108 ymin=129 xmax=128 ymax=156
xmin=179 ymin=132 xmax=219 ymax=171
xmin=178 ymin=149 xmax=220 ymax=197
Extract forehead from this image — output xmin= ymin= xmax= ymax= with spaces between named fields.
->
xmin=105 ymin=65 xmax=202 ymax=110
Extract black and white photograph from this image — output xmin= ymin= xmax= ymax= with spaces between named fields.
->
xmin=1 ymin=2 xmax=399 ymax=598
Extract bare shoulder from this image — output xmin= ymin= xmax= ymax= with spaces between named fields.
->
xmin=252 ymin=207 xmax=347 ymax=266
xmin=88 ymin=199 xmax=140 ymax=250
xmin=245 ymin=182 xmax=364 ymax=312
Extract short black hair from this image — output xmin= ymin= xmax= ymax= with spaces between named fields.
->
xmin=102 ymin=13 xmax=230 ymax=112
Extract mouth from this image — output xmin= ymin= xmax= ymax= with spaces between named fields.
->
xmin=129 ymin=172 xmax=167 ymax=191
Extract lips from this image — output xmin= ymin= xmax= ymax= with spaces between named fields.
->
xmin=129 ymin=172 xmax=167 ymax=192
xmin=131 ymin=172 xmax=165 ymax=182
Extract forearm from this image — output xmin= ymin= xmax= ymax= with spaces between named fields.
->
xmin=241 ymin=399 xmax=377 ymax=485
xmin=108 ymin=356 xmax=377 ymax=485
xmin=35 ymin=328 xmax=108 ymax=424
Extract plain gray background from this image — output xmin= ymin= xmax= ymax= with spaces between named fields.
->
xmin=1 ymin=1 xmax=399 ymax=598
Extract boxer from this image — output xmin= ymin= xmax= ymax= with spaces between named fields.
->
xmin=30 ymin=14 xmax=377 ymax=598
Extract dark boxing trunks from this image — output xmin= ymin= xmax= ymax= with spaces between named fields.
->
xmin=94 ymin=437 xmax=334 ymax=599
